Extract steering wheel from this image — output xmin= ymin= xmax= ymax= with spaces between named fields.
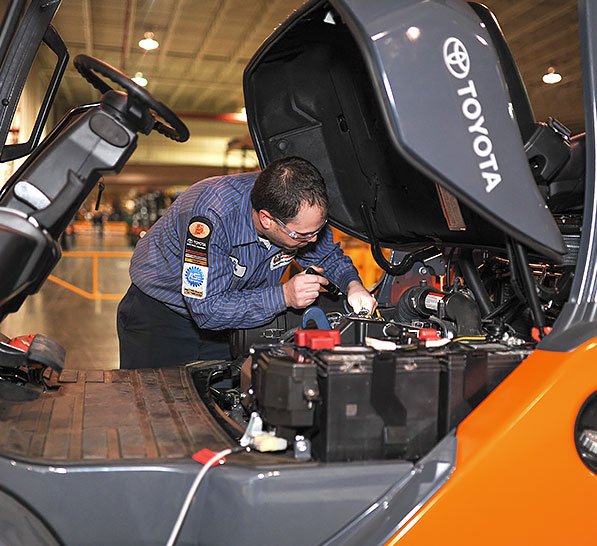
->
xmin=73 ymin=54 xmax=189 ymax=143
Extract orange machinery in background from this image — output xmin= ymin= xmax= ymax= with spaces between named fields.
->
xmin=332 ymin=227 xmax=385 ymax=289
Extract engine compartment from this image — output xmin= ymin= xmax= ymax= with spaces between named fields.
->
xmin=225 ymin=0 xmax=583 ymax=464
xmin=194 ymin=236 xmax=576 ymax=463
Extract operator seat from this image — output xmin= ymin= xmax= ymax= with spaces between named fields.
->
xmin=0 ymin=53 xmax=188 ymax=391
xmin=0 ymin=93 xmax=138 ymax=322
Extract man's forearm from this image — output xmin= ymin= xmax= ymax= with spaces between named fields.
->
xmin=187 ymin=284 xmax=286 ymax=330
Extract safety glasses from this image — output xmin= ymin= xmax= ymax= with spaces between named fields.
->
xmin=273 ymin=215 xmax=327 ymax=241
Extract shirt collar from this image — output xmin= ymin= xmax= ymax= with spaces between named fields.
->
xmin=257 ymin=236 xmax=271 ymax=249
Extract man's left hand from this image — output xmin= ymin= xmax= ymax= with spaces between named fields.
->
xmin=346 ymin=281 xmax=377 ymax=315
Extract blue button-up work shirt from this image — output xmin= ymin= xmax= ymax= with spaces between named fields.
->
xmin=130 ymin=172 xmax=361 ymax=330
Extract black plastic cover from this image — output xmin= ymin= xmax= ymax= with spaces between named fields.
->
xmin=244 ymin=0 xmax=566 ymax=260
xmin=314 ymin=349 xmax=441 ymax=461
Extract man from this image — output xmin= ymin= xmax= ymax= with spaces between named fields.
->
xmin=117 ymin=156 xmax=377 ymax=368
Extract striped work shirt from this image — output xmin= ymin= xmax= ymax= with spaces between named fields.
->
xmin=130 ymin=172 xmax=361 ymax=330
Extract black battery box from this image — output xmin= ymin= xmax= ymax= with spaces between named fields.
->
xmin=230 ymin=310 xmax=302 ymax=359
xmin=438 ymin=348 xmax=531 ymax=436
xmin=337 ymin=316 xmax=402 ymax=345
xmin=252 ymin=345 xmax=319 ymax=429
xmin=312 ymin=348 xmax=441 ymax=462
xmin=250 ymin=343 xmax=527 ymax=463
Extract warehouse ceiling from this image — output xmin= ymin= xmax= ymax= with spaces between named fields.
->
xmin=38 ymin=1 xmax=585 ymax=184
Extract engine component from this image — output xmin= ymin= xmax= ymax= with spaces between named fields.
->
xmin=396 ymin=285 xmax=483 ymax=337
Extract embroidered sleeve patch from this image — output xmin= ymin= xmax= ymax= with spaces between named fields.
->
xmin=182 ymin=216 xmax=212 ymax=299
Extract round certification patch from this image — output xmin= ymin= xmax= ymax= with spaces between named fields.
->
xmin=184 ymin=266 xmax=204 ymax=287
xmin=189 ymin=221 xmax=210 ymax=239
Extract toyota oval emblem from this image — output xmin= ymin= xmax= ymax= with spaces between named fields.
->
xmin=443 ymin=37 xmax=470 ymax=79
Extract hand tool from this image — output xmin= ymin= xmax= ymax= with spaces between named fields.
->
xmin=304 ymin=265 xmax=343 ymax=296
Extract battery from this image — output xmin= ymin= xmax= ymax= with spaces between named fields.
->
xmin=253 ymin=347 xmax=319 ymax=429
xmin=438 ymin=349 xmax=530 ymax=436
xmin=312 ymin=349 xmax=441 ymax=462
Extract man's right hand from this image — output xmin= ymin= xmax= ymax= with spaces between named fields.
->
xmin=283 ymin=268 xmax=327 ymax=309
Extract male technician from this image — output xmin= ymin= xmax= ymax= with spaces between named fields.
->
xmin=117 ymin=156 xmax=377 ymax=368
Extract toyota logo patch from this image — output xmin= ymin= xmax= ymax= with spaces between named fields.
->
xmin=443 ymin=37 xmax=470 ymax=79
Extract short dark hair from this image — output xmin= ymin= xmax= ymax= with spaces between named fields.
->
xmin=250 ymin=156 xmax=328 ymax=221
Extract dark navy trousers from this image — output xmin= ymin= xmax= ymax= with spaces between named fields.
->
xmin=117 ymin=284 xmax=230 ymax=369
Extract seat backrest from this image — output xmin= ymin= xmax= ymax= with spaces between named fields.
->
xmin=0 ymin=96 xmax=138 ymax=322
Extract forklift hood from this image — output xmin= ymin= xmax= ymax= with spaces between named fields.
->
xmin=244 ymin=0 xmax=567 ymax=260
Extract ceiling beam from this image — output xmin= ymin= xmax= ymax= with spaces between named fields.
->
xmin=120 ymin=0 xmax=137 ymax=72
xmin=81 ymin=0 xmax=93 ymax=56
xmin=156 ymin=0 xmax=186 ymax=72
xmin=505 ymin=3 xmax=575 ymax=43
xmin=168 ymin=0 xmax=230 ymax=108
xmin=59 ymin=43 xmax=251 ymax=64
xmin=48 ymin=70 xmax=240 ymax=94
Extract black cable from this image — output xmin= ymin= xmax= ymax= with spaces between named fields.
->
xmin=505 ymin=240 xmax=528 ymax=303
xmin=482 ymin=295 xmax=520 ymax=321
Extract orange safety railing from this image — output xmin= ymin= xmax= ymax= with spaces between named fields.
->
xmin=47 ymin=251 xmax=132 ymax=300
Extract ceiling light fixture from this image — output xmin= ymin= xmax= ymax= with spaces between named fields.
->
xmin=139 ymin=31 xmax=159 ymax=51
xmin=542 ymin=66 xmax=562 ymax=84
xmin=406 ymin=26 xmax=420 ymax=41
xmin=132 ymin=72 xmax=148 ymax=87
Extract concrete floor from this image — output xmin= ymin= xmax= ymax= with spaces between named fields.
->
xmin=1 ymin=226 xmax=378 ymax=371
xmin=1 ymin=227 xmax=132 ymax=370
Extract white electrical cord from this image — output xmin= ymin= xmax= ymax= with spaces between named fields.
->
xmin=165 ymin=447 xmax=233 ymax=546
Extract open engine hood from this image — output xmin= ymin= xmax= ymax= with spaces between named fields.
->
xmin=244 ymin=0 xmax=566 ymax=260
